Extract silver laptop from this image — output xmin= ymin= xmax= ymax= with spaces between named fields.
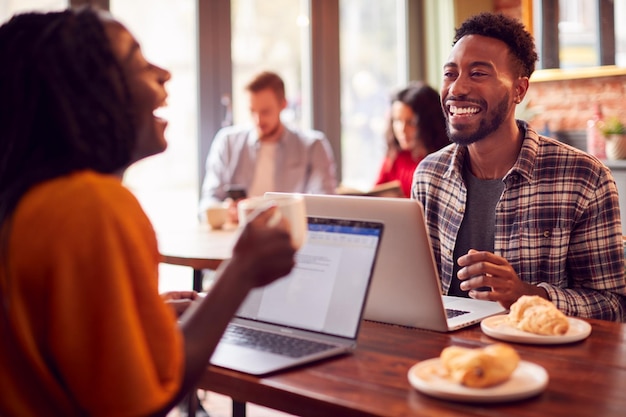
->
xmin=266 ymin=193 xmax=506 ymax=332
xmin=210 ymin=216 xmax=384 ymax=375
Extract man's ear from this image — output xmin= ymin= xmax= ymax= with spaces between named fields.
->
xmin=514 ymin=77 xmax=530 ymax=104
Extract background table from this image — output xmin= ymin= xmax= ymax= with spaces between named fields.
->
xmin=198 ymin=318 xmax=626 ymax=417
xmin=157 ymin=224 xmax=237 ymax=291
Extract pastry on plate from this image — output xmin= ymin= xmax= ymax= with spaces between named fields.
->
xmin=507 ymin=295 xmax=569 ymax=336
xmin=440 ymin=343 xmax=520 ymax=388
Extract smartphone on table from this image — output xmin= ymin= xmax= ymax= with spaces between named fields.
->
xmin=225 ymin=185 xmax=247 ymax=201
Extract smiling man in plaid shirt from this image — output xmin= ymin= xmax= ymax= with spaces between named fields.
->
xmin=413 ymin=12 xmax=626 ymax=321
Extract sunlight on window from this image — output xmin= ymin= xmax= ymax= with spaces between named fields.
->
xmin=0 ymin=0 xmax=67 ymax=23
xmin=110 ymin=1 xmax=199 ymax=291
xmin=534 ymin=0 xmax=626 ymax=69
xmin=617 ymin=0 xmax=626 ymax=66
xmin=339 ymin=0 xmax=405 ymax=190
xmin=558 ymin=0 xmax=598 ymax=69
xmin=231 ymin=0 xmax=308 ymax=129
xmin=110 ymin=0 xmax=199 ymax=232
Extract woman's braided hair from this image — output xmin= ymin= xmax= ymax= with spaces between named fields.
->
xmin=0 ymin=6 xmax=135 ymax=227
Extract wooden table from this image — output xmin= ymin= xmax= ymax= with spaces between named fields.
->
xmin=197 ymin=318 xmax=626 ymax=417
xmin=158 ymin=226 xmax=626 ymax=416
xmin=157 ymin=223 xmax=237 ymax=291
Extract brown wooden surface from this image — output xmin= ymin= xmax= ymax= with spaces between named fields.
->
xmin=197 ymin=319 xmax=626 ymax=417
xmin=157 ymin=224 xmax=237 ymax=271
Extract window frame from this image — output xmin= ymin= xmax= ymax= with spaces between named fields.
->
xmin=534 ymin=0 xmax=616 ymax=69
xmin=196 ymin=0 xmax=425 ymax=187
xmin=67 ymin=0 xmax=426 ymax=188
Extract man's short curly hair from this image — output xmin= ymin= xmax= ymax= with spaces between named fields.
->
xmin=453 ymin=12 xmax=538 ymax=78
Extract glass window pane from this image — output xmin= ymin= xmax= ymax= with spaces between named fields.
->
xmin=558 ymin=0 xmax=599 ymax=68
xmin=231 ymin=0 xmax=308 ymax=129
xmin=110 ymin=0 xmax=199 ymax=228
xmin=1 ymin=0 xmax=67 ymax=23
xmin=616 ymin=0 xmax=626 ymax=66
xmin=534 ymin=0 xmax=625 ymax=69
xmin=339 ymin=0 xmax=405 ymax=190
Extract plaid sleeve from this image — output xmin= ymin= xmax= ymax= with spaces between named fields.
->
xmin=539 ymin=166 xmax=626 ymax=321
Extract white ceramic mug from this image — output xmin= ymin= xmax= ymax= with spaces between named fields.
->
xmin=237 ymin=195 xmax=307 ymax=249
xmin=205 ymin=203 xmax=229 ymax=229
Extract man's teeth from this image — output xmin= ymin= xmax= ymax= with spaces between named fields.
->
xmin=449 ymin=106 xmax=479 ymax=115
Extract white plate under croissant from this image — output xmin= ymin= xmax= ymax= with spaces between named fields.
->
xmin=408 ymin=358 xmax=549 ymax=403
xmin=481 ymin=295 xmax=592 ymax=344
xmin=481 ymin=315 xmax=591 ymax=344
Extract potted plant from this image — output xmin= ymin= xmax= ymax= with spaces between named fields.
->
xmin=600 ymin=116 xmax=626 ymax=160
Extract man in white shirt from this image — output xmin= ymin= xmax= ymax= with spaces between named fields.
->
xmin=199 ymin=71 xmax=337 ymax=221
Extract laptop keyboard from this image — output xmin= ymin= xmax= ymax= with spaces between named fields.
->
xmin=446 ymin=308 xmax=470 ymax=319
xmin=222 ymin=324 xmax=336 ymax=358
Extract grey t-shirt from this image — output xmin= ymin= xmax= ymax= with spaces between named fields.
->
xmin=449 ymin=163 xmax=504 ymax=297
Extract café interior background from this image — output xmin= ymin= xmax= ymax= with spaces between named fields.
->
xmin=2 ymin=0 xmax=625 ymax=291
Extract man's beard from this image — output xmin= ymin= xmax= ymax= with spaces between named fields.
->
xmin=258 ymin=122 xmax=283 ymax=141
xmin=447 ymin=92 xmax=510 ymax=146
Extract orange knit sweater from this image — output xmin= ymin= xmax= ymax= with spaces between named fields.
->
xmin=0 ymin=171 xmax=183 ymax=416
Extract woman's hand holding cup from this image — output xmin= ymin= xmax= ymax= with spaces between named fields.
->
xmin=232 ymin=205 xmax=296 ymax=288
xmin=237 ymin=195 xmax=307 ymax=249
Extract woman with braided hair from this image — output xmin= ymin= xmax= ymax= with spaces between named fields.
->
xmin=0 ymin=7 xmax=296 ymax=416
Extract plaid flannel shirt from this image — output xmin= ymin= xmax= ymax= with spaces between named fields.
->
xmin=413 ymin=121 xmax=626 ymax=321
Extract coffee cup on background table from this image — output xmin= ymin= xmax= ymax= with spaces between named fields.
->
xmin=237 ymin=195 xmax=307 ymax=249
xmin=205 ymin=202 xmax=230 ymax=230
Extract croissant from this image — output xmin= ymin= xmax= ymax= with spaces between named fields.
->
xmin=440 ymin=343 xmax=520 ymax=388
xmin=507 ymin=295 xmax=569 ymax=336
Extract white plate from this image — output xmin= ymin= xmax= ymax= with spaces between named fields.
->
xmin=408 ymin=358 xmax=548 ymax=403
xmin=481 ymin=315 xmax=592 ymax=345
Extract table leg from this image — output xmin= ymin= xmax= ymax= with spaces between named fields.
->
xmin=180 ymin=390 xmax=198 ymax=416
xmin=193 ymin=269 xmax=204 ymax=292
xmin=232 ymin=399 xmax=247 ymax=417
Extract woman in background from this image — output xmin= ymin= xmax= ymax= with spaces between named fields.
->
xmin=0 ymin=7 xmax=295 ymax=416
xmin=375 ymin=82 xmax=448 ymax=197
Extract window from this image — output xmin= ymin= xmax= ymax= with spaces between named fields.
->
xmin=230 ymin=0 xmax=309 ymax=129
xmin=110 ymin=0 xmax=199 ymax=230
xmin=617 ymin=0 xmax=626 ymax=66
xmin=558 ymin=0 xmax=599 ymax=68
xmin=533 ymin=0 xmax=626 ymax=69
xmin=214 ymin=0 xmax=410 ymax=192
xmin=110 ymin=0 xmax=199 ymax=291
xmin=0 ymin=0 xmax=67 ymax=21
xmin=339 ymin=0 xmax=407 ymax=190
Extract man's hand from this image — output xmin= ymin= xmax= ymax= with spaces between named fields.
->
xmin=456 ymin=249 xmax=548 ymax=309
xmin=161 ymin=291 xmax=200 ymax=317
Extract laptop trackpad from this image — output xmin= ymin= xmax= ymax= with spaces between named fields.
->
xmin=443 ymin=296 xmax=506 ymax=330
xmin=210 ymin=344 xmax=293 ymax=375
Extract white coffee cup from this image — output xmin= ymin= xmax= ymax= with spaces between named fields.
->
xmin=205 ymin=203 xmax=229 ymax=229
xmin=237 ymin=195 xmax=307 ymax=249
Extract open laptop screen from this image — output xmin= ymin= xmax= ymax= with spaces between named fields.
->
xmin=235 ymin=217 xmax=383 ymax=338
